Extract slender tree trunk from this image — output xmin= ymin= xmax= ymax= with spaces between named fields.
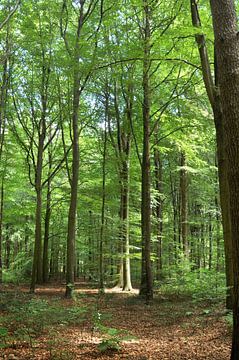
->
xmin=30 ymin=132 xmax=44 ymax=292
xmin=139 ymin=0 xmax=153 ymax=301
xmin=209 ymin=1 xmax=239 ymax=357
xmin=208 ymin=213 xmax=213 ymax=270
xmin=65 ymin=75 xmax=80 ymax=298
xmin=42 ymin=174 xmax=52 ymax=283
xmin=179 ymin=152 xmax=188 ymax=257
xmin=88 ymin=210 xmax=93 ymax=281
xmin=99 ymin=122 xmax=107 ymax=292
xmin=0 ymin=181 xmax=4 ymax=283
xmin=5 ymin=224 xmax=10 ymax=269
xmin=122 ymin=160 xmax=132 ymax=291
xmin=153 ymin=134 xmax=163 ymax=280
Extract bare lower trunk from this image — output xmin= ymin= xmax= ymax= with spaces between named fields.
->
xmin=179 ymin=152 xmax=188 ymax=257
xmin=154 ymin=142 xmax=163 ymax=280
xmin=0 ymin=181 xmax=3 ymax=283
xmin=65 ymin=82 xmax=80 ymax=298
xmin=121 ymin=161 xmax=132 ymax=291
xmin=42 ymin=177 xmax=51 ymax=283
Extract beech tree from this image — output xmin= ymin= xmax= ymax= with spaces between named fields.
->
xmin=209 ymin=1 xmax=239 ymax=357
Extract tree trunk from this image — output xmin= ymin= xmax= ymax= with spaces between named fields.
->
xmin=190 ymin=0 xmax=233 ymax=310
xmin=65 ymin=75 xmax=80 ymax=298
xmin=121 ymin=160 xmax=132 ymax=291
xmin=30 ymin=131 xmax=44 ymax=292
xmin=153 ymin=136 xmax=163 ymax=280
xmin=179 ymin=152 xmax=188 ymax=257
xmin=214 ymin=106 xmax=233 ymax=309
xmin=139 ymin=0 xmax=153 ymax=301
xmin=209 ymin=1 xmax=239 ymax=356
xmin=0 ymin=181 xmax=4 ymax=283
xmin=42 ymin=175 xmax=51 ymax=283
xmin=99 ymin=122 xmax=107 ymax=292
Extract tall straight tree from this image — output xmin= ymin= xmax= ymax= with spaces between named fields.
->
xmin=60 ymin=0 xmax=104 ymax=298
xmin=139 ymin=0 xmax=153 ymax=301
xmin=190 ymin=0 xmax=233 ymax=309
xmin=209 ymin=0 xmax=239 ymax=358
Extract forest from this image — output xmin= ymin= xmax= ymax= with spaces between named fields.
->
xmin=0 ymin=0 xmax=239 ymax=359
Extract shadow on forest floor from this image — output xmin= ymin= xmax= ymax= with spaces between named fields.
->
xmin=0 ymin=283 xmax=231 ymax=359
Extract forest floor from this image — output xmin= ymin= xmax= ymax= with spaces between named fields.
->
xmin=0 ymin=283 xmax=231 ymax=360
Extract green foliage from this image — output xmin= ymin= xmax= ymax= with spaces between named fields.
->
xmin=92 ymin=306 xmax=135 ymax=353
xmin=158 ymin=268 xmax=226 ymax=302
xmin=97 ymin=324 xmax=134 ymax=353
xmin=0 ymin=292 xmax=87 ymax=348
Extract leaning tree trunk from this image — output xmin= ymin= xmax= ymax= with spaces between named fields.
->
xmin=209 ymin=1 xmax=239 ymax=357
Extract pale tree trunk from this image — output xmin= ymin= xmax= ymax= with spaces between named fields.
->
xmin=139 ymin=0 xmax=153 ymax=301
xmin=121 ymin=161 xmax=132 ymax=291
xmin=108 ymin=78 xmax=133 ymax=290
xmin=209 ymin=0 xmax=239 ymax=357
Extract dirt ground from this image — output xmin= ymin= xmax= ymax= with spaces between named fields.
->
xmin=0 ymin=284 xmax=231 ymax=360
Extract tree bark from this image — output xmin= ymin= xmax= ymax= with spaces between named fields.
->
xmin=190 ymin=0 xmax=233 ymax=309
xmin=153 ymin=131 xmax=163 ymax=280
xmin=42 ymin=153 xmax=52 ymax=283
xmin=209 ymin=1 xmax=239 ymax=357
xmin=139 ymin=0 xmax=153 ymax=301
xmin=99 ymin=122 xmax=107 ymax=292
xmin=179 ymin=152 xmax=188 ymax=257
xmin=0 ymin=181 xmax=4 ymax=283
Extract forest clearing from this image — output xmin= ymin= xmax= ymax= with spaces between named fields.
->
xmin=0 ymin=283 xmax=231 ymax=359
xmin=1 ymin=0 xmax=239 ymax=359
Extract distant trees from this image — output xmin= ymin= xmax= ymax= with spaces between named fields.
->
xmin=0 ymin=0 xmax=235 ymax=337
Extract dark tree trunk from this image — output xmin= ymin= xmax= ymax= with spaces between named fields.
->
xmin=153 ymin=135 xmax=163 ymax=280
xmin=190 ymin=0 xmax=233 ymax=310
xmin=139 ymin=0 xmax=153 ymax=301
xmin=42 ymin=166 xmax=52 ymax=283
xmin=99 ymin=122 xmax=107 ymax=292
xmin=5 ymin=224 xmax=10 ymax=269
xmin=179 ymin=152 xmax=188 ymax=257
xmin=209 ymin=1 xmax=239 ymax=357
xmin=65 ymin=74 xmax=80 ymax=298
xmin=0 ymin=181 xmax=3 ymax=283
